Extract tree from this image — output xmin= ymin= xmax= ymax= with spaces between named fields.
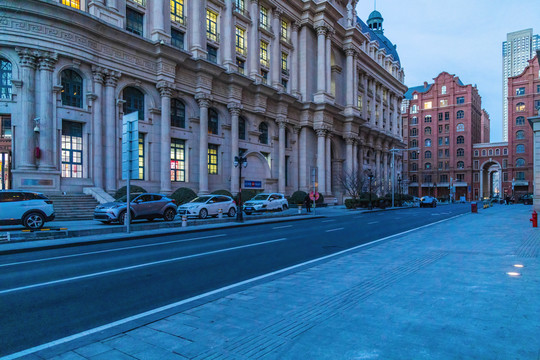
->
xmin=339 ymin=170 xmax=368 ymax=200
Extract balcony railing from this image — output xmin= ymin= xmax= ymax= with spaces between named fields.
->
xmin=260 ymin=59 xmax=269 ymax=68
xmin=259 ymin=22 xmax=273 ymax=33
xmin=233 ymin=4 xmax=250 ymax=18
xmin=281 ymin=68 xmax=289 ymax=76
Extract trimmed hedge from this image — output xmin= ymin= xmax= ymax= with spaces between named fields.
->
xmin=114 ymin=185 xmax=147 ymax=200
xmin=211 ymin=189 xmax=234 ymax=198
xmin=289 ymin=191 xmax=307 ymax=205
xmin=171 ymin=187 xmax=197 ymax=205
xmin=236 ymin=189 xmax=261 ymax=203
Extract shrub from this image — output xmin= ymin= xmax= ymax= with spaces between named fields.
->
xmin=289 ymin=191 xmax=307 ymax=205
xmin=236 ymin=189 xmax=261 ymax=204
xmin=345 ymin=198 xmax=362 ymax=209
xmin=114 ymin=185 xmax=147 ymax=200
xmin=171 ymin=187 xmax=197 ymax=205
xmin=211 ymin=189 xmax=234 ymax=198
xmin=315 ymin=193 xmax=324 ymax=204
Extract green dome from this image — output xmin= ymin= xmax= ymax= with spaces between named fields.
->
xmin=368 ymin=10 xmax=383 ymax=21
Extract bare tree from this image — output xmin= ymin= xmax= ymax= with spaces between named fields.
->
xmin=339 ymin=170 xmax=367 ymax=200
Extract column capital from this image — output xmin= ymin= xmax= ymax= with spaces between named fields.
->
xmin=315 ymin=25 xmax=329 ymax=37
xmin=156 ymin=81 xmax=175 ymax=97
xmin=104 ymin=70 xmax=121 ymax=87
xmin=291 ymin=21 xmax=301 ymax=32
xmin=273 ymin=6 xmax=284 ymax=17
xmin=195 ymin=93 xmax=213 ymax=108
xmin=92 ymin=66 xmax=106 ymax=84
xmin=293 ymin=125 xmax=301 ymax=134
xmin=345 ymin=136 xmax=355 ymax=145
xmin=227 ymin=102 xmax=243 ymax=115
xmin=276 ymin=116 xmax=288 ymax=129
xmin=15 ymin=47 xmax=39 ymax=69
xmin=315 ymin=128 xmax=327 ymax=137
xmin=37 ymin=52 xmax=58 ymax=71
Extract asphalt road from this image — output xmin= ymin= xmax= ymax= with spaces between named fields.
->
xmin=0 ymin=204 xmax=470 ymax=357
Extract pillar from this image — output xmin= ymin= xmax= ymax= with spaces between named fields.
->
xmin=325 ymin=32 xmax=332 ymax=94
xmin=375 ymin=148 xmax=381 ymax=180
xmin=248 ymin=0 xmax=260 ymax=78
xmin=345 ymin=137 xmax=354 ymax=175
xmin=352 ymin=141 xmax=358 ymax=174
xmin=15 ymin=48 xmax=37 ymax=170
xmin=196 ymin=94 xmax=211 ymax=195
xmin=157 ymin=82 xmax=174 ymax=193
xmin=316 ymin=129 xmax=326 ymax=194
xmin=382 ymin=151 xmax=388 ymax=194
xmin=91 ymin=67 xmax=105 ymax=188
xmin=151 ymin=0 xmax=165 ymax=41
xmin=271 ymin=8 xmax=282 ymax=88
xmin=37 ymin=53 xmax=57 ymax=171
xmin=190 ymin=0 xmax=205 ymax=57
xmin=299 ymin=127 xmax=307 ymax=190
xmin=223 ymin=0 xmax=234 ymax=70
xmin=293 ymin=126 xmax=300 ymax=190
xmin=228 ymin=103 xmax=242 ymax=194
xmin=325 ymin=134 xmax=332 ymax=195
xmin=291 ymin=22 xmax=300 ymax=96
xmin=358 ymin=142 xmax=364 ymax=174
xmin=479 ymin=170 xmax=483 ymax=200
xmin=345 ymin=48 xmax=355 ymax=107
xmin=105 ymin=0 xmax=117 ymax=9
xmin=277 ymin=118 xmax=287 ymax=194
xmin=315 ymin=26 xmax=327 ymax=94
xmin=104 ymin=71 xmax=120 ymax=192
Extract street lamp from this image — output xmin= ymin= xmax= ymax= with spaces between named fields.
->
xmin=368 ymin=171 xmax=374 ymax=210
xmin=397 ymin=175 xmax=402 ymax=206
xmin=390 ymin=147 xmax=419 ymax=208
xmin=234 ymin=155 xmax=248 ymax=222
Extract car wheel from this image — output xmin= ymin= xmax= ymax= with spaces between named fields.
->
xmin=23 ymin=212 xmax=45 ymax=229
xmin=433 ymin=202 xmax=436 ymax=208
xmin=283 ymin=204 xmax=288 ymax=211
xmin=199 ymin=208 xmax=208 ymax=219
xmin=163 ymin=208 xmax=176 ymax=222
xmin=228 ymin=207 xmax=236 ymax=217
xmin=118 ymin=211 xmax=131 ymax=225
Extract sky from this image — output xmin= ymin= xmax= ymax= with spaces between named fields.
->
xmin=357 ymin=0 xmax=540 ymax=143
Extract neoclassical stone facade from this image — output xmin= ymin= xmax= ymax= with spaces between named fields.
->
xmin=0 ymin=0 xmax=406 ymax=202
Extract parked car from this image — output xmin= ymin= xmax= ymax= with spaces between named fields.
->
xmin=177 ymin=195 xmax=237 ymax=219
xmin=520 ymin=194 xmax=533 ymax=205
xmin=94 ymin=193 xmax=177 ymax=224
xmin=0 ymin=190 xmax=55 ymax=229
xmin=243 ymin=193 xmax=289 ymax=215
xmin=419 ymin=196 xmax=437 ymax=208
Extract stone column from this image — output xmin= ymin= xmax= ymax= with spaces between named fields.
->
xmin=382 ymin=151 xmax=388 ymax=193
xmin=105 ymin=0 xmax=117 ymax=9
xmin=352 ymin=140 xmax=358 ymax=174
xmin=345 ymin=137 xmax=354 ymax=175
xmin=196 ymin=93 xmax=212 ymax=195
xmin=358 ymin=142 xmax=364 ymax=173
xmin=248 ymin=0 xmax=260 ymax=78
xmin=293 ymin=126 xmax=300 ymax=190
xmin=325 ymin=32 xmax=332 ymax=94
xmin=37 ymin=52 xmax=57 ymax=171
xmin=315 ymin=26 xmax=327 ymax=94
xmin=271 ymin=7 xmax=282 ymax=88
xmin=325 ymin=133 xmax=332 ymax=195
xmin=299 ymin=127 xmax=307 ymax=190
xmin=157 ymin=81 xmax=174 ymax=194
xmin=190 ymin=0 xmax=205 ymax=57
xmin=291 ymin=22 xmax=300 ymax=96
xmin=151 ymin=0 xmax=165 ymax=41
xmin=228 ymin=103 xmax=242 ymax=194
xmin=223 ymin=0 xmax=234 ymax=71
xmin=104 ymin=71 xmax=120 ymax=192
xmin=277 ymin=117 xmax=287 ymax=194
xmin=375 ymin=148 xmax=381 ymax=180
xmin=345 ymin=48 xmax=355 ymax=107
xmin=92 ymin=67 xmax=105 ymax=188
xmin=371 ymin=81 xmax=377 ymax=125
xmin=15 ymin=48 xmax=38 ymax=170
xmin=316 ymin=129 xmax=326 ymax=194
xmin=479 ymin=170 xmax=483 ymax=200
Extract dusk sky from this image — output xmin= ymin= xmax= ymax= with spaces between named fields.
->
xmin=357 ymin=0 xmax=540 ymax=142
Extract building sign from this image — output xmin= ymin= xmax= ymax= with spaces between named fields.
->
xmin=244 ymin=180 xmax=262 ymax=188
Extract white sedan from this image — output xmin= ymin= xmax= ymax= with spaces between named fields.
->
xmin=177 ymin=195 xmax=237 ymax=219
xmin=243 ymin=193 xmax=289 ymax=215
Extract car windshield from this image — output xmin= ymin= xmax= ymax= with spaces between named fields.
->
xmin=115 ymin=194 xmax=142 ymax=203
xmin=190 ymin=196 xmax=211 ymax=203
xmin=252 ymin=195 xmax=269 ymax=201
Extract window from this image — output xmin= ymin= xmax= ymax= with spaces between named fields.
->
xmin=138 ymin=133 xmax=145 ymax=179
xmin=516 ymin=171 xmax=525 ymax=181
xmin=281 ymin=52 xmax=288 ymax=75
xmin=410 ymin=117 xmax=418 ymax=125
xmin=445 ymin=124 xmax=450 ymax=133
xmin=357 ymin=94 xmax=363 ymax=110
xmin=410 ymin=128 xmax=418 ymax=136
xmin=503 ymin=148 xmax=508 ymax=155
xmin=171 ymin=29 xmax=184 ymax=49
xmin=424 ymin=162 xmax=431 ymax=170
xmin=208 ymin=108 xmax=219 ymax=135
xmin=0 ymin=58 xmax=12 ymax=99
xmin=207 ymin=45 xmax=218 ymax=63
xmin=208 ymin=144 xmax=218 ymax=174
xmin=516 ymin=116 xmax=525 ymax=125
xmin=425 ymin=139 xmax=431 ymax=147
xmin=516 ymin=130 xmax=525 ymax=139
xmin=474 ymin=160 xmax=479 ymax=169
xmin=457 ymin=136 xmax=464 ymax=144
xmin=535 ymin=100 xmax=540 ymax=110
xmin=411 ymin=104 xmax=418 ymax=113
xmin=236 ymin=58 xmax=245 ymax=74
xmin=259 ymin=122 xmax=268 ymax=144
xmin=438 ymin=125 xmax=442 ymax=133
xmin=123 ymin=87 xmax=144 ymax=120
xmin=456 ymin=123 xmax=465 ymax=132
xmin=444 ymin=149 xmax=449 ymax=157
xmin=413 ymin=94 xmax=418 ymax=100
xmin=410 ymin=151 xmax=418 ymax=160
xmin=503 ymin=172 xmax=508 ymax=181
xmin=424 ymin=101 xmax=432 ymax=109
xmin=62 ymin=0 xmax=80 ymax=9
xmin=488 ymin=149 xmax=493 ymax=156
xmin=441 ymin=85 xmax=446 ymax=95
xmin=440 ymin=174 xmax=448 ymax=183
xmin=425 ymin=127 xmax=431 ymax=135
xmin=516 ymin=87 xmax=525 ymax=96
xmin=260 ymin=69 xmax=268 ymax=84
xmin=474 ymin=150 xmax=479 ymax=157
xmin=445 ymin=112 xmax=449 ymax=120
xmin=457 ymin=161 xmax=464 ymax=169
xmin=457 ymin=148 xmax=464 ymax=157
xmin=496 ymin=148 xmax=500 ymax=155
xmin=424 ymin=151 xmax=432 ymax=159
xmin=206 ymin=9 xmax=219 ymax=42
xmin=516 ymin=158 xmax=525 ymax=167
xmin=61 ymin=70 xmax=83 ymax=108
xmin=456 ymin=96 xmax=464 ymax=104
xmin=411 ymin=163 xmax=417 ymax=171
xmin=126 ymin=8 xmax=144 ymax=36
xmin=516 ymin=102 xmax=525 ymax=112
xmin=438 ymin=162 xmax=443 ymax=170
xmin=438 ymin=113 xmax=443 ymax=122
xmin=438 ymin=137 xmax=443 ymax=146
xmin=61 ymin=121 xmax=83 ymax=178
xmin=424 ymin=115 xmax=432 ymax=123
xmin=259 ymin=6 xmax=269 ymax=30
xmin=170 ymin=0 xmax=185 ymax=24
xmin=170 ymin=139 xmax=185 ymax=182
xmin=538 ymin=85 xmax=540 ymax=93
xmin=260 ymin=41 xmax=269 ymax=67
xmin=439 ymin=99 xmax=448 ymax=107
xmin=516 ymin=144 xmax=525 ymax=153
xmin=438 ymin=149 xmax=443 ymax=157
xmin=410 ymin=139 xmax=418 ymax=148
xmin=411 ymin=175 xmax=417 ymax=182
xmin=280 ymin=19 xmax=288 ymax=41
xmin=456 ymin=110 xmax=464 ymax=119
xmin=239 ymin=116 xmax=246 ymax=140
xmin=235 ymin=27 xmax=246 ymax=55
xmin=281 ymin=78 xmax=288 ymax=89
xmin=482 ymin=149 xmax=486 ymax=156
xmin=171 ymin=99 xmax=185 ymax=128
xmin=445 ymin=137 xmax=449 ymax=145
xmin=234 ymin=0 xmax=245 ymax=12
xmin=1 ymin=116 xmax=11 ymax=138
xmin=457 ymin=173 xmax=464 ymax=182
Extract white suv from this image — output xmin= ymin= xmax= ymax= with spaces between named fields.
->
xmin=0 ymin=190 xmax=55 ymax=229
xmin=177 ymin=195 xmax=237 ymax=219
xmin=243 ymin=193 xmax=289 ymax=215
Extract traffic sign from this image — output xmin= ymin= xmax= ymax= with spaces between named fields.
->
xmin=122 ymin=112 xmax=139 ymax=180
xmin=309 ymin=191 xmax=320 ymax=201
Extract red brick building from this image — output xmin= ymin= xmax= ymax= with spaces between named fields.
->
xmin=402 ymin=72 xmax=482 ymax=200
xmin=481 ymin=109 xmax=490 ymax=143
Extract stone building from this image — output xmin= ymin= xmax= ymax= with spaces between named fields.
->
xmin=0 ymin=0 xmax=406 ymax=202
xmin=402 ymin=72 xmax=482 ymax=201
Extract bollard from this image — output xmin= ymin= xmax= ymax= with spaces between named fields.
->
xmin=218 ymin=208 xmax=223 ymax=219
xmin=181 ymin=215 xmax=187 ymax=227
xmin=471 ymin=202 xmax=477 ymax=213
xmin=298 ymin=205 xmax=302 ymax=214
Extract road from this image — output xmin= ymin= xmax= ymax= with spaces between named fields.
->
xmin=0 ymin=204 xmax=469 ymax=357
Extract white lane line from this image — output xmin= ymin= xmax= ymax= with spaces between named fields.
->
xmin=272 ymin=225 xmax=293 ymax=229
xmin=431 ymin=213 xmax=440 ymax=216
xmin=0 ymin=238 xmax=288 ymax=296
xmin=325 ymin=228 xmax=344 ymax=232
xmin=321 ymin=219 xmax=336 ymax=223
xmin=0 ymin=234 xmax=227 ymax=268
xmin=367 ymin=221 xmax=379 ymax=225
xmin=2 ymin=213 xmax=466 ymax=360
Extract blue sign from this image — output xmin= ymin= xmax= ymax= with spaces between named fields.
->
xmin=244 ymin=180 xmax=262 ymax=188
xmin=468 ymin=186 xmax=471 ymax=193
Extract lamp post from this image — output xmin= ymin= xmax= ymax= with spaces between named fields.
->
xmin=368 ymin=171 xmax=374 ymax=210
xmin=397 ymin=175 xmax=402 ymax=206
xmin=390 ymin=147 xmax=419 ymax=208
xmin=234 ymin=155 xmax=248 ymax=222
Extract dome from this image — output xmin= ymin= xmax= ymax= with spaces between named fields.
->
xmin=368 ymin=10 xmax=383 ymax=21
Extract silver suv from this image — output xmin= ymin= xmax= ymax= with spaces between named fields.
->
xmin=0 ymin=190 xmax=55 ymax=229
xmin=94 ymin=193 xmax=177 ymax=224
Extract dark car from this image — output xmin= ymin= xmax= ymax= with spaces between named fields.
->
xmin=520 ymin=194 xmax=533 ymax=205
xmin=94 ymin=193 xmax=177 ymax=224
xmin=419 ymin=196 xmax=437 ymax=208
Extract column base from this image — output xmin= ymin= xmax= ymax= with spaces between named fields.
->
xmin=151 ymin=29 xmax=171 ymax=43
xmin=191 ymin=47 xmax=208 ymax=59
xmin=88 ymin=1 xmax=123 ymax=27
xmin=314 ymin=92 xmax=334 ymax=103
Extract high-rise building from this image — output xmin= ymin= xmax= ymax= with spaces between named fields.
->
xmin=502 ymin=29 xmax=540 ymax=141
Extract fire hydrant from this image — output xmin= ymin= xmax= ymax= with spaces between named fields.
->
xmin=530 ymin=210 xmax=537 ymax=228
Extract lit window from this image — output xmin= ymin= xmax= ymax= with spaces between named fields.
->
xmin=280 ymin=19 xmax=288 ymax=41
xmin=0 ymin=58 xmax=12 ymax=100
xmin=236 ymin=58 xmax=245 ymax=74
xmin=62 ymin=0 xmax=80 ymax=9
xmin=413 ymin=94 xmax=418 ymax=100
xmin=357 ymin=94 xmax=363 ymax=110
xmin=281 ymin=52 xmax=288 ymax=74
xmin=61 ymin=70 xmax=83 ymax=108
xmin=259 ymin=6 xmax=269 ymax=30
xmin=425 ymin=139 xmax=431 ymax=147
xmin=516 ymin=116 xmax=525 ymax=125
xmin=126 ymin=8 xmax=144 ymax=36
xmin=170 ymin=138 xmax=185 ymax=182
xmin=260 ymin=41 xmax=269 ymax=67
xmin=138 ymin=133 xmax=145 ymax=179
xmin=206 ymin=9 xmax=219 ymax=42
xmin=235 ymin=27 xmax=246 ymax=55
xmin=208 ymin=108 xmax=219 ymax=135
xmin=61 ymin=121 xmax=83 ymax=178
xmin=424 ymin=101 xmax=432 ymax=109
xmin=516 ymin=102 xmax=525 ymax=111
xmin=170 ymin=0 xmax=185 ymax=24
xmin=456 ymin=123 xmax=465 ymax=132
xmin=208 ymin=144 xmax=218 ymax=174
xmin=439 ymin=99 xmax=448 ymax=107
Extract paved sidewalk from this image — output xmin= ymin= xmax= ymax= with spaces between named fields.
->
xmin=11 ymin=205 xmax=540 ymax=360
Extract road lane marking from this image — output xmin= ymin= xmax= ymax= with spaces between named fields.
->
xmin=367 ymin=221 xmax=379 ymax=224
xmin=0 ymin=238 xmax=288 ymax=295
xmin=272 ymin=225 xmax=293 ymax=229
xmin=321 ymin=219 xmax=335 ymax=223
xmin=2 ymin=213 xmax=466 ymax=360
xmin=325 ymin=228 xmax=344 ymax=232
xmin=0 ymin=234 xmax=228 ymax=268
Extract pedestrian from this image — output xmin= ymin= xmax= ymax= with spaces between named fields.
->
xmin=304 ymin=194 xmax=312 ymax=213
xmin=505 ymin=195 xmax=510 ymax=205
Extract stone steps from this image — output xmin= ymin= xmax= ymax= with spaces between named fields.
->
xmin=48 ymin=194 xmax=100 ymax=221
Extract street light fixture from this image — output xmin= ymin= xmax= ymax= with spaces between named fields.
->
xmin=368 ymin=171 xmax=374 ymax=210
xmin=234 ymin=155 xmax=248 ymax=222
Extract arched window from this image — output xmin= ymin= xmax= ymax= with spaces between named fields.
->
xmin=482 ymin=149 xmax=486 ymax=156
xmin=516 ymin=116 xmax=525 ymax=125
xmin=410 ymin=139 xmax=418 ymax=148
xmin=411 ymin=163 xmax=417 ymax=171
xmin=516 ymin=158 xmax=525 ymax=167
xmin=410 ymin=128 xmax=418 ymax=136
xmin=457 ymin=136 xmax=464 ymax=144
xmin=424 ymin=115 xmax=432 ymax=123
xmin=411 ymin=175 xmax=417 ymax=182
xmin=410 ymin=151 xmax=418 ymax=160
xmin=516 ymin=144 xmax=525 ymax=153
xmin=516 ymin=130 xmax=525 ymax=139
xmin=457 ymin=148 xmax=464 ymax=157
xmin=516 ymin=102 xmax=525 ymax=112
xmin=208 ymin=109 xmax=219 ymax=135
xmin=503 ymin=148 xmax=508 ymax=155
xmin=239 ymin=116 xmax=246 ymax=140
xmin=456 ymin=123 xmax=465 ymax=132
xmin=495 ymin=148 xmax=500 ymax=155
xmin=61 ymin=69 xmax=83 ymax=108
xmin=123 ymin=87 xmax=144 ymax=120
xmin=424 ymin=151 xmax=432 ymax=159
xmin=171 ymin=99 xmax=185 ymax=128
xmin=410 ymin=117 xmax=418 ymax=125
xmin=457 ymin=161 xmax=464 ymax=169
xmin=424 ymin=127 xmax=431 ymax=135
xmin=456 ymin=110 xmax=464 ymax=119
xmin=258 ymin=122 xmax=268 ymax=144
xmin=474 ymin=150 xmax=479 ymax=157
xmin=0 ymin=57 xmax=12 ymax=99
xmin=425 ymin=139 xmax=431 ymax=147
xmin=424 ymin=162 xmax=431 ymax=170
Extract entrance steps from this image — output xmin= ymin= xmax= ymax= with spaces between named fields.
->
xmin=47 ymin=194 xmax=100 ymax=221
